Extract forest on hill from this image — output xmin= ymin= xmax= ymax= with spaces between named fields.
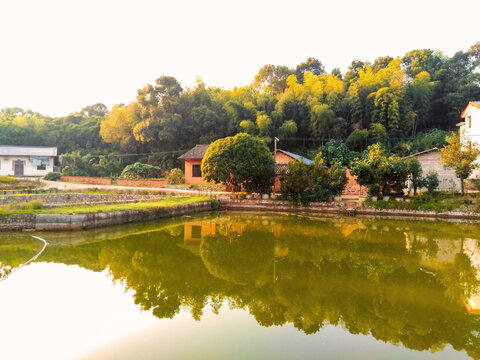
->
xmin=1 ymin=43 xmax=479 ymax=176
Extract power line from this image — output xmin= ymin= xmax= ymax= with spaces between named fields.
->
xmin=84 ymin=150 xmax=188 ymax=158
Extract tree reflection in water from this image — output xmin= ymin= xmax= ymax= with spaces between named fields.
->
xmin=5 ymin=214 xmax=480 ymax=358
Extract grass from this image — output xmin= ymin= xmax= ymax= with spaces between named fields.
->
xmin=364 ymin=192 xmax=478 ymax=213
xmin=0 ymin=196 xmax=212 ymax=215
xmin=0 ymin=176 xmax=19 ymax=184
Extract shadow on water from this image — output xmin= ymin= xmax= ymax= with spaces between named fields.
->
xmin=2 ymin=212 xmax=480 ymax=358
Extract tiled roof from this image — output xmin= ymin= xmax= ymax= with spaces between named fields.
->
xmin=0 ymin=146 xmax=57 ymax=156
xmin=178 ymin=144 xmax=210 ymax=159
xmin=276 ymin=149 xmax=314 ymax=164
xmin=403 ymin=147 xmax=439 ymax=159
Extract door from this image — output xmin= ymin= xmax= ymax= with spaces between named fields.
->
xmin=14 ymin=160 xmax=24 ymax=176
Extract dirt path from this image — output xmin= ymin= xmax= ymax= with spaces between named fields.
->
xmin=40 ymin=179 xmax=230 ymax=196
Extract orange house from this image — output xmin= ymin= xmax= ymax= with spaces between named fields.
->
xmin=178 ymin=144 xmax=211 ymax=184
xmin=274 ymin=149 xmax=314 ymax=192
xmin=179 ymin=145 xmax=316 ymax=190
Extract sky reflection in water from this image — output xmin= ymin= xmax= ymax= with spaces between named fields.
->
xmin=0 ymin=212 xmax=478 ymax=359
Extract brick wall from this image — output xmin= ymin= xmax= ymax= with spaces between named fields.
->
xmin=61 ymin=176 xmax=112 ymax=185
xmin=116 ymin=178 xmax=168 ymax=187
xmin=342 ymin=168 xmax=367 ymax=197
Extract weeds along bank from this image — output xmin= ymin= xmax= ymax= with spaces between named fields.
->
xmin=0 ymin=197 xmax=213 ymax=231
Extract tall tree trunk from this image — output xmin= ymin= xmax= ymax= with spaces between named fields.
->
xmin=461 ymin=178 xmax=464 ymax=196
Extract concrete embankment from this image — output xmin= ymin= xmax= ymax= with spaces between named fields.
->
xmin=218 ymin=198 xmax=480 ymax=220
xmin=0 ymin=201 xmax=212 ymax=231
xmin=218 ymin=198 xmax=343 ymax=214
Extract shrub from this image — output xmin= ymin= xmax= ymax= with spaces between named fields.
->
xmin=346 ymin=129 xmax=369 ymax=152
xmin=120 ymin=162 xmax=163 ymax=179
xmin=167 ymin=168 xmax=184 ymax=184
xmin=350 ymin=144 xmax=408 ymax=196
xmin=44 ymin=172 xmax=62 ymax=181
xmin=328 ymin=164 xmax=348 ymax=195
xmin=280 ymin=160 xmax=341 ymax=205
xmin=424 ymin=171 xmax=439 ymax=194
xmin=21 ymin=200 xmax=45 ymax=210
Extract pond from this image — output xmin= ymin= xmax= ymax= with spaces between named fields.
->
xmin=1 ymin=212 xmax=480 ymax=360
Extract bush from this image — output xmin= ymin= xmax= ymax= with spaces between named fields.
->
xmin=21 ymin=200 xmax=45 ymax=210
xmin=120 ymin=162 xmax=163 ymax=179
xmin=328 ymin=164 xmax=348 ymax=195
xmin=167 ymin=168 xmax=185 ymax=184
xmin=44 ymin=172 xmax=62 ymax=181
xmin=280 ymin=160 xmax=342 ymax=205
xmin=350 ymin=144 xmax=408 ymax=196
xmin=424 ymin=171 xmax=439 ymax=194
xmin=346 ymin=129 xmax=369 ymax=152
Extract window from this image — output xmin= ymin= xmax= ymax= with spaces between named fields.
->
xmin=192 ymin=164 xmax=202 ymax=177
xmin=191 ymin=225 xmax=202 ymax=239
xmin=468 ymin=115 xmax=472 ymax=129
xmin=37 ymin=164 xmax=46 ymax=170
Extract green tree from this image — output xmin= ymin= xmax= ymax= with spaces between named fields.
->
xmin=311 ymin=140 xmax=356 ymax=167
xmin=404 ymin=157 xmax=423 ymax=195
xmin=346 ymin=129 xmax=369 ymax=152
xmin=295 ymin=57 xmax=325 ymax=83
xmin=310 ymin=104 xmax=335 ymax=139
xmin=440 ymin=132 xmax=480 ymax=195
xmin=350 ymin=143 xmax=408 ymax=196
xmin=253 ymin=64 xmax=292 ymax=94
xmin=201 ymin=133 xmax=274 ymax=193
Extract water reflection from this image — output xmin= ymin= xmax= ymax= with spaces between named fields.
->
xmin=2 ymin=213 xmax=480 ymax=358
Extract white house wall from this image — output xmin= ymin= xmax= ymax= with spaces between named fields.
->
xmin=462 ymin=106 xmax=480 ymax=145
xmin=462 ymin=106 xmax=480 ymax=179
xmin=0 ymin=156 xmax=54 ymax=176
xmin=414 ymin=151 xmax=460 ymax=191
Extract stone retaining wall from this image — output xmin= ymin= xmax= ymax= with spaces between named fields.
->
xmin=0 ymin=214 xmax=36 ymax=231
xmin=218 ymin=198 xmax=342 ymax=213
xmin=116 ymin=178 xmax=168 ymax=187
xmin=0 ymin=201 xmax=212 ymax=231
xmin=61 ymin=176 xmax=113 ymax=185
xmin=218 ymin=198 xmax=480 ymax=220
xmin=0 ymin=193 xmax=165 ymax=206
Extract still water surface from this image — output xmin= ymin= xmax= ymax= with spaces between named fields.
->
xmin=1 ymin=212 xmax=480 ymax=359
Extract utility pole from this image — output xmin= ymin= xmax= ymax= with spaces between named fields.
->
xmin=273 ymin=137 xmax=279 ymax=193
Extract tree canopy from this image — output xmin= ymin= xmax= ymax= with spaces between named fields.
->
xmin=201 ymin=133 xmax=275 ymax=193
xmin=1 ymin=43 xmax=479 ymax=176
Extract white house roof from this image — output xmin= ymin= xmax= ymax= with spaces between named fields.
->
xmin=0 ymin=146 xmax=57 ymax=156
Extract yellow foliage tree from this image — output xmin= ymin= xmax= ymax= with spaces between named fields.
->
xmin=440 ymin=132 xmax=480 ymax=195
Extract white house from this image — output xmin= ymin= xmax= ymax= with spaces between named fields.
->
xmin=458 ymin=101 xmax=480 ymax=178
xmin=458 ymin=101 xmax=480 ymax=144
xmin=405 ymin=148 xmax=460 ymax=191
xmin=0 ymin=146 xmax=57 ymax=177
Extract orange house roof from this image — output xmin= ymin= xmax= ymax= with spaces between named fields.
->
xmin=461 ymin=101 xmax=480 ymax=118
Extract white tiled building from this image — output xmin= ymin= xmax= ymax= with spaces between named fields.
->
xmin=405 ymin=148 xmax=460 ymax=191
xmin=0 ymin=146 xmax=57 ymax=177
xmin=458 ymin=101 xmax=480 ymax=178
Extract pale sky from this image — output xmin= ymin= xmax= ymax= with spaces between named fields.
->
xmin=0 ymin=0 xmax=478 ymax=117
